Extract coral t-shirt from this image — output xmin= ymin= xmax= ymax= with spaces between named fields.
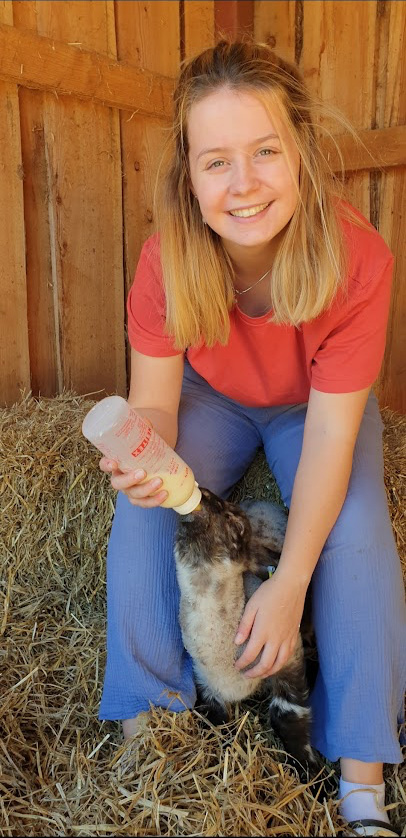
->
xmin=127 ymin=210 xmax=393 ymax=407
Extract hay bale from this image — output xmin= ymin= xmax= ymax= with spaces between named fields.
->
xmin=0 ymin=392 xmax=405 ymax=836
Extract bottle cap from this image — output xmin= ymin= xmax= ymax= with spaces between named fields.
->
xmin=173 ymin=482 xmax=202 ymax=515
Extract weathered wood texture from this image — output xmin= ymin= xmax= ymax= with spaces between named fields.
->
xmin=215 ymin=0 xmax=254 ymax=38
xmin=0 ymin=0 xmax=218 ymax=405
xmin=0 ymin=1 xmax=404 ymax=411
xmin=255 ymin=0 xmax=406 ymax=414
xmin=11 ymin=0 xmax=125 ymax=400
xmin=0 ymin=1 xmax=31 ymax=401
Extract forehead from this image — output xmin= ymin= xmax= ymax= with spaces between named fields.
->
xmin=187 ymin=87 xmax=285 ymax=155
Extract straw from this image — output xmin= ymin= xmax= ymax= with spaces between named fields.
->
xmin=0 ymin=392 xmax=404 ymax=836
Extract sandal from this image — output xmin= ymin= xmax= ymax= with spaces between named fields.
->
xmin=348 ymin=819 xmax=401 ymax=837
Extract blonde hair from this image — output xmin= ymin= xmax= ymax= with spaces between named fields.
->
xmin=156 ymin=39 xmax=361 ymax=350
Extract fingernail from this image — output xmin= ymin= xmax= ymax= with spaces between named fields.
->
xmin=134 ymin=470 xmax=145 ymax=480
xmin=151 ymin=478 xmax=162 ymax=489
xmin=234 ymin=633 xmax=243 ymax=644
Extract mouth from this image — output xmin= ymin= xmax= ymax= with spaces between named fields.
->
xmin=228 ymin=201 xmax=272 ymax=220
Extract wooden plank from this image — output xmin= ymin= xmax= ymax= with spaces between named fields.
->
xmin=33 ymin=0 xmax=115 ymax=55
xmin=0 ymin=81 xmax=30 ymax=404
xmin=0 ymin=1 xmax=12 ymax=36
xmin=183 ymin=1 xmax=215 ymax=59
xmin=120 ymin=116 xmax=167 ymax=296
xmin=376 ymin=169 xmax=406 ymax=414
xmin=19 ymin=87 xmax=59 ymax=396
xmin=0 ymin=1 xmax=30 ymax=404
xmin=39 ymin=95 xmax=126 ymax=396
xmin=254 ymin=0 xmax=296 ymax=63
xmin=301 ymin=1 xmax=376 ymax=221
xmin=214 ymin=0 xmax=254 ymax=38
xmin=0 ymin=21 xmax=173 ymax=118
xmin=12 ymin=0 xmax=126 ymax=397
xmin=14 ymin=1 xmax=57 ymax=395
xmin=13 ymin=0 xmax=116 ymax=54
xmin=1 ymin=0 xmax=13 ymax=25
xmin=115 ymin=0 xmax=180 ymax=75
xmin=22 ymin=1 xmax=126 ymax=398
xmin=374 ymin=1 xmax=406 ymax=413
xmin=115 ymin=1 xmax=181 ymax=387
xmin=301 ymin=1 xmax=377 ymax=127
xmin=13 ymin=0 xmax=57 ymax=396
xmin=321 ymin=125 xmax=406 ymax=174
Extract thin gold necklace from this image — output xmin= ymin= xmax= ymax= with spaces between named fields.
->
xmin=233 ymin=266 xmax=272 ymax=297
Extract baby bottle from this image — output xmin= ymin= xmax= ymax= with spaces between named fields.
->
xmin=82 ymin=396 xmax=201 ymax=514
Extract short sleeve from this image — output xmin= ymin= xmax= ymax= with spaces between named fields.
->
xmin=127 ymin=235 xmax=182 ymax=357
xmin=311 ymin=255 xmax=394 ymax=393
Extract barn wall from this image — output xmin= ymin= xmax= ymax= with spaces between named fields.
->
xmin=0 ymin=0 xmax=215 ymax=404
xmin=0 ymin=0 xmax=404 ymax=411
xmin=254 ymin=0 xmax=406 ymax=412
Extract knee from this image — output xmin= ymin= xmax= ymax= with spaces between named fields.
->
xmin=107 ymin=492 xmax=178 ymax=570
xmin=316 ymin=490 xmax=405 ymax=623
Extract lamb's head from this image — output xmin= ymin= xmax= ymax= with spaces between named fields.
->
xmin=175 ymin=487 xmax=252 ymax=569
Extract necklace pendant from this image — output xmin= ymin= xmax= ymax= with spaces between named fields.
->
xmin=232 ymin=265 xmax=272 ymax=299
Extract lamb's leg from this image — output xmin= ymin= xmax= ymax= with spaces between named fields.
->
xmin=195 ymin=681 xmax=229 ymax=725
xmin=268 ymin=643 xmax=316 ymax=773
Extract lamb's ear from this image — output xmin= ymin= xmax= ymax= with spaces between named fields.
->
xmin=249 ymin=538 xmax=281 ymax=573
xmin=225 ymin=509 xmax=247 ymax=536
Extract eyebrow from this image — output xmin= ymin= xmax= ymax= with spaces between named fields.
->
xmin=196 ymin=133 xmax=281 ymax=161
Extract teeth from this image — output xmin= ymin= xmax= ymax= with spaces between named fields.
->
xmin=230 ymin=202 xmax=270 ymax=218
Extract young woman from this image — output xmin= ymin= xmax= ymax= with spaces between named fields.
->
xmin=98 ymin=41 xmax=405 ymax=837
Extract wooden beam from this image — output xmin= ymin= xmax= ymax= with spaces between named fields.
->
xmin=214 ymin=1 xmax=254 ymax=38
xmin=0 ymin=22 xmax=173 ymax=118
xmin=322 ymin=125 xmax=406 ymax=173
xmin=0 ymin=21 xmax=404 ymax=177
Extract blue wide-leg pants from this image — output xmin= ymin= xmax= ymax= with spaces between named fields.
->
xmin=99 ymin=363 xmax=406 ymax=763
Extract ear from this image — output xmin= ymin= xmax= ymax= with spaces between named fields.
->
xmin=225 ymin=510 xmax=246 ymax=536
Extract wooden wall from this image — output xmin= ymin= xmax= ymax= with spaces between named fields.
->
xmin=254 ymin=0 xmax=406 ymax=412
xmin=0 ymin=1 xmax=405 ymax=411
xmin=0 ymin=0 xmax=214 ymax=405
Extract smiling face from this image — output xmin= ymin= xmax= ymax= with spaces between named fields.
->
xmin=188 ymin=87 xmax=301 ymax=269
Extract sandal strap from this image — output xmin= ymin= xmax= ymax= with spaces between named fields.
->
xmin=349 ymin=819 xmax=400 ymax=837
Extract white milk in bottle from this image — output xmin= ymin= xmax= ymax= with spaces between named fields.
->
xmin=82 ymin=396 xmax=201 ymax=514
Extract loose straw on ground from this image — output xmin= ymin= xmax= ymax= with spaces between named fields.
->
xmin=0 ymin=392 xmax=404 ymax=836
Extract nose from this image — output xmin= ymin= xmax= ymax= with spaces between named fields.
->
xmin=229 ymin=155 xmax=260 ymax=195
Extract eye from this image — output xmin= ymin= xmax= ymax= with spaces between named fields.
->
xmin=257 ymin=148 xmax=277 ymax=157
xmin=207 ymin=159 xmax=226 ymax=169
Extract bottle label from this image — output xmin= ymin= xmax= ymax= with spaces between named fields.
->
xmin=131 ymin=426 xmax=152 ymax=457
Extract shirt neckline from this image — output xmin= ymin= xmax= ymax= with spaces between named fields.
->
xmin=234 ymin=303 xmax=273 ymax=325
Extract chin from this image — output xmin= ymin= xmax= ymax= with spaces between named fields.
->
xmin=227 ymin=228 xmax=281 ymax=248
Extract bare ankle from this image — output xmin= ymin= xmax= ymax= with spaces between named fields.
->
xmin=340 ymin=757 xmax=384 ymax=785
xmin=122 ymin=711 xmax=150 ymax=740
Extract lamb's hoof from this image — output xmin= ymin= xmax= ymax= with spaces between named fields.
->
xmin=195 ymin=701 xmax=229 ymax=726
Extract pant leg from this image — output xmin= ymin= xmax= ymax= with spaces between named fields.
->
xmin=99 ymin=366 xmax=261 ymax=720
xmin=259 ymin=394 xmax=406 ymax=763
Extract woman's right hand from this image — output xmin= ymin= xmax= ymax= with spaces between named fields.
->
xmin=99 ymin=457 xmax=169 ymax=508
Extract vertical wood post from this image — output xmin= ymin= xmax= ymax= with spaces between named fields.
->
xmin=214 ymin=1 xmax=254 ymax=38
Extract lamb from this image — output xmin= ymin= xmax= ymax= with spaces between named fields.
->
xmin=174 ymin=487 xmax=316 ymax=771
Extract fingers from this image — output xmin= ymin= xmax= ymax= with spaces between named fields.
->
xmin=234 ymin=605 xmax=256 ymax=646
xmin=236 ymin=636 xmax=298 ymax=679
xmin=99 ymin=456 xmax=118 ymax=473
xmin=99 ymin=460 xmax=168 ymax=508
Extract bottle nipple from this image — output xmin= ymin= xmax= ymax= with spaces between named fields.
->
xmin=173 ymin=482 xmax=202 ymax=515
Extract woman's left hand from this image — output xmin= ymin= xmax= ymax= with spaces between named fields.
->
xmin=234 ymin=569 xmax=308 ymax=678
